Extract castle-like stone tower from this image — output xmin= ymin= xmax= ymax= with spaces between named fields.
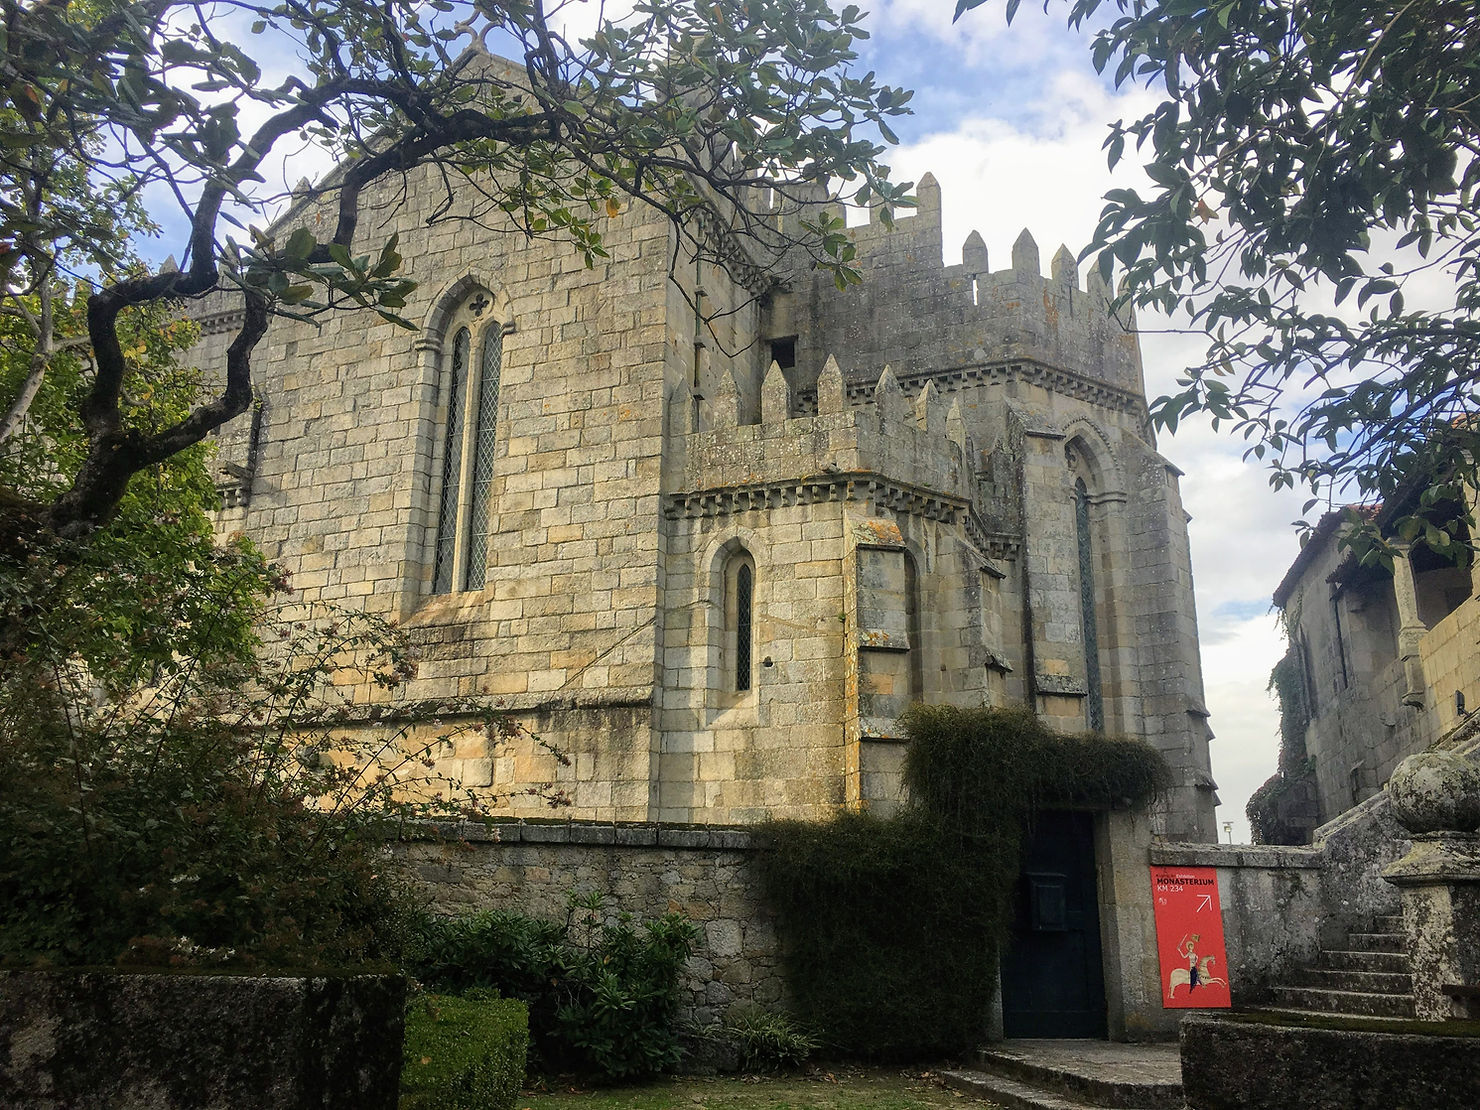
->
xmin=197 ymin=158 xmax=1218 ymax=843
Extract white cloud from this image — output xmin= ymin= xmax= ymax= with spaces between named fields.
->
xmin=1201 ymin=613 xmax=1287 ymax=844
xmin=887 ymin=70 xmax=1157 ymax=268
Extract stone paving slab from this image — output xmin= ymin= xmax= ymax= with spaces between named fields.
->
xmin=980 ymin=1040 xmax=1183 ymax=1087
xmin=941 ymin=1068 xmax=1110 ymax=1110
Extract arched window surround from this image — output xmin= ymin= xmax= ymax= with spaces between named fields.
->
xmin=1064 ymin=428 xmax=1124 ymax=734
xmin=416 ymin=277 xmax=514 ymax=595
xmin=703 ymin=534 xmax=763 ymax=718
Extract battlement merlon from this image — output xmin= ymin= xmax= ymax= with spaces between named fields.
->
xmin=756 ymin=173 xmax=1148 ymax=403
xmin=674 ymin=356 xmax=975 ymax=510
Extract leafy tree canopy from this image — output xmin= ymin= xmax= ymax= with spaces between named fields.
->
xmin=1 ymin=0 xmax=912 ymax=548
xmin=957 ymin=0 xmax=1480 ymax=556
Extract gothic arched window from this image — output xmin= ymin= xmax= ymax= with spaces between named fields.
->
xmin=431 ymin=292 xmax=505 ymax=594
xmin=1075 ymin=476 xmax=1105 ymax=732
xmin=726 ymin=550 xmax=757 ymax=694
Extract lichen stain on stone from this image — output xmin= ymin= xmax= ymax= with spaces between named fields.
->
xmin=1042 ymin=290 xmax=1059 ymax=329
xmin=8 ymin=1012 xmax=60 ymax=1074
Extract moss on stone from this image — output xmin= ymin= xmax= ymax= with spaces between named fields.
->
xmin=1227 ymin=1008 xmax=1480 ymax=1038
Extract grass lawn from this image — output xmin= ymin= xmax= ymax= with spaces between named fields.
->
xmin=517 ymin=1067 xmax=996 ymax=1110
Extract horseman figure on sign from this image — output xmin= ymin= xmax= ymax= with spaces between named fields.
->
xmin=1168 ymin=932 xmax=1228 ymax=997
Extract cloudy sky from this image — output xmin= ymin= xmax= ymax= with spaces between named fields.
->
xmin=846 ymin=3 xmax=1308 ymax=841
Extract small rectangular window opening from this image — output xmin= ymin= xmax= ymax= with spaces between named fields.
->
xmin=769 ymin=336 xmax=797 ymax=370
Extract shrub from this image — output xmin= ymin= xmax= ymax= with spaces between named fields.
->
xmin=409 ymin=893 xmax=699 ymax=1082
xmin=758 ymin=811 xmax=1008 ymax=1060
xmin=0 ymin=600 xmax=565 ymax=970
xmin=723 ymin=1005 xmax=817 ymax=1073
xmin=401 ymin=993 xmax=529 ymax=1110
xmin=758 ymin=705 xmax=1169 ymax=1060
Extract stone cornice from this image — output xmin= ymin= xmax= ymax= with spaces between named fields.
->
xmin=665 ymin=471 xmax=967 ymax=525
xmin=796 ymin=358 xmax=1150 ymax=425
xmin=196 ymin=308 xmax=247 ymax=337
xmin=665 ymin=471 xmax=1022 ymax=560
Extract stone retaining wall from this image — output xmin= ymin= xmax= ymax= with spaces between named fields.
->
xmin=0 ymin=970 xmax=404 ymax=1110
xmin=1180 ymin=1013 xmax=1480 ymax=1110
xmin=399 ymin=821 xmax=782 ymax=1026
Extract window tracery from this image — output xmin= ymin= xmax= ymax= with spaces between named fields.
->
xmin=430 ymin=289 xmax=505 ymax=594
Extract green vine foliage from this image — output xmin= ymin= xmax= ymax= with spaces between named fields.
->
xmin=1247 ymin=648 xmax=1319 ymax=845
xmin=758 ymin=705 xmax=1168 ymax=1060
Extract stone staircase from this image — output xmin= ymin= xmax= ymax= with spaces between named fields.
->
xmin=1262 ymin=914 xmax=1415 ymax=1019
xmin=940 ymin=1040 xmax=1183 ymax=1110
xmin=939 ymin=918 xmax=1418 ymax=1109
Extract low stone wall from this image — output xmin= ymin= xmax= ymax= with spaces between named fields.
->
xmin=1152 ymin=783 xmax=1413 ymax=1002
xmin=1148 ymin=842 xmax=1325 ymax=1003
xmin=0 ymin=970 xmax=404 ymax=1110
xmin=399 ymin=821 xmax=782 ymax=1026
xmin=1180 ymin=1013 xmax=1480 ymax=1110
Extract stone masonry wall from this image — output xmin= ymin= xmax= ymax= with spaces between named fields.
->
xmin=1279 ymin=517 xmax=1480 ymax=825
xmin=190 ymin=90 xmax=1217 ymax=845
xmin=400 ymin=822 xmax=781 ymax=1026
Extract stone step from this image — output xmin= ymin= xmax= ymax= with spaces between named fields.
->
xmin=941 ymin=1068 xmax=1115 ymax=1110
xmin=1291 ymin=967 xmax=1412 ymax=994
xmin=972 ymin=1044 xmax=1184 ymax=1110
xmin=1373 ymin=914 xmax=1404 ymax=933
xmin=1344 ymin=931 xmax=1406 ymax=953
xmin=1317 ymin=948 xmax=1408 ymax=974
xmin=1269 ymin=985 xmax=1416 ymax=1018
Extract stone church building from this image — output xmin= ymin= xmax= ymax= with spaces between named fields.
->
xmin=192 ymin=74 xmax=1224 ymax=1036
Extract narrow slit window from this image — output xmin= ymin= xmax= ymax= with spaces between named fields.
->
xmin=735 ymin=562 xmax=753 ymax=692
xmin=463 ymin=329 xmax=503 ymax=590
xmin=1076 ymin=477 xmax=1104 ymax=732
xmin=432 ymin=326 xmax=470 ymax=594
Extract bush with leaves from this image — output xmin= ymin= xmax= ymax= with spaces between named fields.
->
xmin=0 ymin=591 xmax=567 ymax=969
xmin=410 ymin=892 xmax=699 ymax=1082
xmin=723 ymin=1004 xmax=818 ymax=1074
xmin=759 ymin=705 xmax=1168 ymax=1059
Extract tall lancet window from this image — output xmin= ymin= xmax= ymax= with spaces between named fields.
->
xmin=432 ymin=327 xmax=471 ymax=594
xmin=1075 ymin=476 xmax=1105 ymax=732
xmin=723 ymin=550 xmax=757 ymax=695
xmin=432 ymin=290 xmax=505 ymax=594
xmin=735 ymin=563 xmax=754 ymax=691
xmin=464 ymin=330 xmax=503 ymax=589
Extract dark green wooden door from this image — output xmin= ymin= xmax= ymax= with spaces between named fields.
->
xmin=1000 ymin=810 xmax=1107 ymax=1038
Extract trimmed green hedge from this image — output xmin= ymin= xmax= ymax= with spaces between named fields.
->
xmin=401 ymin=993 xmax=528 ymax=1110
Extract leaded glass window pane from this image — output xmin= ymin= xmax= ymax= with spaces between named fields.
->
xmin=432 ymin=327 xmax=470 ymax=594
xmin=736 ymin=563 xmax=753 ymax=692
xmin=463 ymin=330 xmax=503 ymax=590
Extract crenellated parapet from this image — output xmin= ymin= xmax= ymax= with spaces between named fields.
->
xmin=954 ymin=226 xmax=1144 ymax=396
xmin=767 ymin=172 xmax=1148 ymax=404
xmin=666 ymin=354 xmax=977 ymax=526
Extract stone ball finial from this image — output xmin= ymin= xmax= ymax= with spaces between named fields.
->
xmin=1388 ymin=750 xmax=1480 ymax=834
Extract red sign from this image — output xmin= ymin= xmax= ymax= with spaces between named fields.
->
xmin=1150 ymin=865 xmax=1231 ymax=1009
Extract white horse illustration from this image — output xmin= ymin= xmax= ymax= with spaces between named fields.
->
xmin=1169 ymin=954 xmax=1227 ymax=997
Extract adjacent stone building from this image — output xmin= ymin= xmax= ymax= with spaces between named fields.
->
xmin=189 ymin=54 xmax=1223 ymax=1037
xmin=1261 ymin=491 xmax=1480 ymax=841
